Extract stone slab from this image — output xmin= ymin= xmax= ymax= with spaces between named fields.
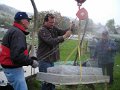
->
xmin=47 ymin=65 xmax=103 ymax=75
xmin=36 ymin=72 xmax=110 ymax=85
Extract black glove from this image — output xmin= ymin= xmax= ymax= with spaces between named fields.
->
xmin=31 ymin=56 xmax=37 ymax=60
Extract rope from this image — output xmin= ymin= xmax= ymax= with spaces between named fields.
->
xmin=77 ymin=16 xmax=82 ymax=82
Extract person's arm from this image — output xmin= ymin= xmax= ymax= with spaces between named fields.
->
xmin=108 ymin=40 xmax=117 ymax=52
xmin=38 ymin=28 xmax=64 ymax=46
xmin=92 ymin=42 xmax=99 ymax=60
xmin=54 ymin=27 xmax=71 ymax=40
xmin=53 ymin=26 xmax=70 ymax=35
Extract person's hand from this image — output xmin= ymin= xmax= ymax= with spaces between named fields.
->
xmin=108 ymin=47 xmax=111 ymax=51
xmin=91 ymin=58 xmax=96 ymax=61
xmin=32 ymin=60 xmax=39 ymax=68
xmin=63 ymin=31 xmax=71 ymax=39
xmin=70 ymin=22 xmax=75 ymax=31
xmin=90 ymin=56 xmax=96 ymax=61
xmin=31 ymin=56 xmax=37 ymax=60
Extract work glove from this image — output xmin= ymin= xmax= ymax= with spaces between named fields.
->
xmin=32 ymin=60 xmax=39 ymax=68
xmin=31 ymin=56 xmax=37 ymax=60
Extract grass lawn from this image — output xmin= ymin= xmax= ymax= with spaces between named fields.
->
xmin=27 ymin=39 xmax=120 ymax=90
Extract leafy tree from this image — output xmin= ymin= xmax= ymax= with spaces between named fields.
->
xmin=106 ymin=19 xmax=118 ymax=34
xmin=35 ymin=10 xmax=71 ymax=32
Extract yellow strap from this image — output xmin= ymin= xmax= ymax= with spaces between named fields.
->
xmin=64 ymin=46 xmax=78 ymax=64
xmin=77 ymin=45 xmax=82 ymax=80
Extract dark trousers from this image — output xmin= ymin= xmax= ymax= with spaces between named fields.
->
xmin=98 ymin=63 xmax=114 ymax=84
xmin=39 ymin=61 xmax=55 ymax=90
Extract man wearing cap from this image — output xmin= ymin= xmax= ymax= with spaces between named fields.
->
xmin=93 ymin=30 xmax=117 ymax=85
xmin=0 ymin=12 xmax=39 ymax=90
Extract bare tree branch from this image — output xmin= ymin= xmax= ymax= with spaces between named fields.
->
xmin=30 ymin=0 xmax=39 ymax=57
xmin=30 ymin=0 xmax=39 ymax=32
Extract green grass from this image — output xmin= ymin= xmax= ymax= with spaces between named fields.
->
xmin=60 ymin=39 xmax=78 ymax=61
xmin=109 ymin=53 xmax=120 ymax=90
xmin=27 ymin=78 xmax=40 ymax=90
xmin=60 ymin=39 xmax=88 ymax=61
xmin=27 ymin=39 xmax=120 ymax=90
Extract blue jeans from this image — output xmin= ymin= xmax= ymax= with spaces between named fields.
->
xmin=3 ymin=67 xmax=28 ymax=90
xmin=39 ymin=61 xmax=55 ymax=90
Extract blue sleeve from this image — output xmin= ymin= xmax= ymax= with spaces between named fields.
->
xmin=109 ymin=40 xmax=117 ymax=51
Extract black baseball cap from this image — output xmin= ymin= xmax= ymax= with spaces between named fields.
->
xmin=14 ymin=12 xmax=32 ymax=21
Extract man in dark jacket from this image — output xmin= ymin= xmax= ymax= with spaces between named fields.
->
xmin=37 ymin=13 xmax=72 ymax=90
xmin=0 ymin=12 xmax=39 ymax=90
xmin=93 ymin=30 xmax=117 ymax=85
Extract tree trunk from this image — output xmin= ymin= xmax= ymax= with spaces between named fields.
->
xmin=30 ymin=0 xmax=39 ymax=57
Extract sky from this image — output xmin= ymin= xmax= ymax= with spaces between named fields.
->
xmin=0 ymin=0 xmax=120 ymax=25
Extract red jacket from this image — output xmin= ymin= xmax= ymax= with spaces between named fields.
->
xmin=0 ymin=22 xmax=33 ymax=68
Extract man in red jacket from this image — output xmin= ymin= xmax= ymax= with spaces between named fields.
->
xmin=0 ymin=12 xmax=39 ymax=90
